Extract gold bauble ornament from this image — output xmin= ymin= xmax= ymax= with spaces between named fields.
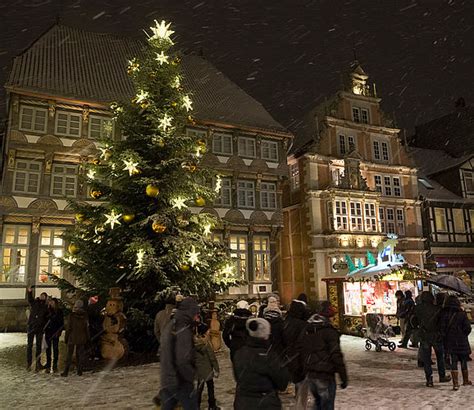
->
xmin=146 ymin=184 xmax=160 ymax=198
xmin=68 ymin=243 xmax=79 ymax=255
xmin=152 ymin=221 xmax=167 ymax=233
xmin=180 ymin=264 xmax=190 ymax=271
xmin=75 ymin=213 xmax=85 ymax=222
xmin=195 ymin=197 xmax=205 ymax=207
xmin=197 ymin=139 xmax=206 ymax=148
xmin=90 ymin=190 xmax=102 ymax=199
xmin=122 ymin=214 xmax=135 ymax=224
xmin=171 ymin=102 xmax=177 ymax=107
xmin=92 ymin=158 xmax=101 ymax=165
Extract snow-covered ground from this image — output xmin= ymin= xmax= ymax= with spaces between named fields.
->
xmin=0 ymin=332 xmax=473 ymax=409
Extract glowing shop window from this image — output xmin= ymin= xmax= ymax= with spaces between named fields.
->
xmin=361 ymin=280 xmax=397 ymax=315
xmin=344 ymin=282 xmax=362 ymax=315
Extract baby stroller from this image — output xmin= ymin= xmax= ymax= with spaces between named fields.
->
xmin=364 ymin=313 xmax=396 ymax=352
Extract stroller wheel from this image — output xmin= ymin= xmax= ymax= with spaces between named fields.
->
xmin=388 ymin=342 xmax=396 ymax=351
xmin=375 ymin=343 xmax=382 ymax=352
xmin=365 ymin=341 xmax=372 ymax=350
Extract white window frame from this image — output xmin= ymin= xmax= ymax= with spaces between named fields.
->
xmin=260 ymin=182 xmax=277 ymax=210
xmin=386 ymin=208 xmax=396 ymax=234
xmin=253 ymin=235 xmax=271 ymax=282
xmin=237 ymin=136 xmax=256 ymax=158
xmin=290 ymin=163 xmax=300 ymax=190
xmin=212 ymin=132 xmax=233 ymax=155
xmin=396 ymin=208 xmax=405 ymax=236
xmin=89 ymin=115 xmax=114 ymax=139
xmin=261 ymin=140 xmax=278 ymax=162
xmin=13 ymin=160 xmax=42 ymax=194
xmin=365 ymin=203 xmax=377 ymax=232
xmin=462 ymin=170 xmax=474 ymax=197
xmin=373 ymin=139 xmax=390 ymax=162
xmin=334 ymin=200 xmax=348 ymax=231
xmin=350 ymin=201 xmax=363 ymax=231
xmin=434 ymin=207 xmax=447 ymax=232
xmin=352 ymin=107 xmax=361 ymax=123
xmin=237 ymin=180 xmax=255 ymax=208
xmin=375 ymin=175 xmax=402 ymax=197
xmin=361 ymin=108 xmax=369 ymax=124
xmin=338 ymin=134 xmax=356 ymax=155
xmin=230 ymin=234 xmax=248 ymax=280
xmin=19 ymin=105 xmax=48 ymax=134
xmin=55 ymin=110 xmax=82 ymax=137
xmin=50 ymin=164 xmax=78 ymax=198
xmin=38 ymin=227 xmax=65 ymax=284
xmin=214 ymin=177 xmax=232 ymax=207
xmin=0 ymin=225 xmax=30 ymax=284
xmin=379 ymin=207 xmax=386 ymax=233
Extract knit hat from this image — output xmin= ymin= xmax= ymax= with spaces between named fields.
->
xmin=319 ymin=301 xmax=336 ymax=318
xmin=297 ymin=293 xmax=308 ymax=304
xmin=236 ymin=300 xmax=249 ymax=310
xmin=73 ymin=299 xmax=84 ymax=310
xmin=246 ymin=318 xmax=271 ymax=340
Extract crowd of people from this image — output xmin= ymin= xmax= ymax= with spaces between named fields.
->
xmin=395 ymin=289 xmax=472 ymax=390
xmin=155 ymin=293 xmax=347 ymax=410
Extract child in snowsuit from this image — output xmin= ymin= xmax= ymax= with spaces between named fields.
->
xmin=195 ymin=322 xmax=220 ymax=409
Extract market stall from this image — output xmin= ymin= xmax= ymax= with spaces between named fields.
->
xmin=323 ymin=235 xmax=433 ymax=335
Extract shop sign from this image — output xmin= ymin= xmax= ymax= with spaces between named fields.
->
xmin=435 ymin=257 xmax=474 ymax=269
xmin=333 ymin=261 xmax=348 ymax=271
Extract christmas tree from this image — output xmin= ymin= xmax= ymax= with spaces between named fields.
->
xmin=55 ymin=20 xmax=236 ymax=306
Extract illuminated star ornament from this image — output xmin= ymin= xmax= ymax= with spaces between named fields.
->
xmin=182 ymin=95 xmax=193 ymax=112
xmin=155 ymin=51 xmax=169 ymax=65
xmin=159 ymin=113 xmax=173 ymax=132
xmin=214 ymin=175 xmax=222 ymax=193
xmin=220 ymin=263 xmax=235 ymax=277
xmin=99 ymin=146 xmax=112 ymax=160
xmin=87 ymin=169 xmax=96 ymax=179
xmin=187 ymin=246 xmax=200 ymax=267
xmin=171 ymin=197 xmax=187 ymax=210
xmin=203 ymin=224 xmax=212 ymax=236
xmin=172 ymin=76 xmax=181 ymax=89
xmin=135 ymin=89 xmax=149 ymax=104
xmin=149 ymin=20 xmax=175 ymax=43
xmin=123 ymin=159 xmax=139 ymax=176
xmin=104 ymin=209 xmax=122 ymax=229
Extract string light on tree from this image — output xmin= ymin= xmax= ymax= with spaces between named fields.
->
xmin=155 ymin=51 xmax=169 ymax=65
xmin=187 ymin=246 xmax=200 ymax=267
xmin=136 ymin=249 xmax=146 ymax=269
xmin=214 ymin=175 xmax=222 ymax=193
xmin=149 ymin=19 xmax=175 ymax=43
xmin=158 ymin=113 xmax=173 ymax=132
xmin=171 ymin=196 xmax=187 ymax=210
xmin=104 ymin=209 xmax=122 ymax=229
xmin=123 ymin=159 xmax=140 ymax=176
xmin=182 ymin=95 xmax=193 ymax=112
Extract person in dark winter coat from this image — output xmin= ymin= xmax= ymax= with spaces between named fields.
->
xmin=413 ymin=291 xmax=450 ymax=386
xmin=282 ymin=299 xmax=308 ymax=384
xmin=44 ymin=298 xmax=64 ymax=373
xmin=233 ymin=318 xmax=289 ymax=410
xmin=297 ymin=302 xmax=348 ymax=410
xmin=395 ymin=290 xmax=406 ymax=337
xmin=439 ymin=295 xmax=472 ymax=390
xmin=398 ymin=290 xmax=416 ymax=348
xmin=263 ymin=303 xmax=285 ymax=359
xmin=222 ymin=300 xmax=253 ymax=362
xmin=26 ymin=287 xmax=49 ymax=371
xmin=158 ymin=297 xmax=200 ymax=410
xmin=195 ymin=323 xmax=220 ymax=410
xmin=61 ymin=300 xmax=90 ymax=377
xmin=86 ymin=295 xmax=103 ymax=359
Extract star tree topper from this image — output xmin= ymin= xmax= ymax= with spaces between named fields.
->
xmin=149 ymin=20 xmax=175 ymax=43
xmin=104 ymin=209 xmax=122 ymax=229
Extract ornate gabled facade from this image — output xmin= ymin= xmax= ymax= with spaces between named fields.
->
xmin=0 ymin=24 xmax=292 ymax=330
xmin=280 ymin=63 xmax=425 ymax=303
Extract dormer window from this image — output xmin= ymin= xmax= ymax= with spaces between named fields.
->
xmin=462 ymin=170 xmax=474 ymax=197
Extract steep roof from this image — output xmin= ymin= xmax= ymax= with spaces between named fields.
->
xmin=6 ymin=24 xmax=289 ymax=134
xmin=411 ymin=106 xmax=474 ymax=157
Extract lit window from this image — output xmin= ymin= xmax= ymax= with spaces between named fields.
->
xmin=50 ymin=164 xmax=78 ymax=198
xmin=55 ymin=111 xmax=81 ymax=137
xmin=19 ymin=106 xmax=47 ymax=133
xmin=214 ymin=177 xmax=232 ymax=207
xmin=334 ymin=200 xmax=348 ymax=231
xmin=237 ymin=180 xmax=255 ymax=208
xmin=89 ymin=115 xmax=113 ymax=139
xmin=290 ymin=163 xmax=300 ymax=190
xmin=212 ymin=132 xmax=233 ymax=155
xmin=434 ymin=208 xmax=447 ymax=232
xmin=261 ymin=140 xmax=278 ymax=161
xmin=238 ymin=136 xmax=256 ymax=158
xmin=230 ymin=235 xmax=247 ymax=280
xmin=38 ymin=227 xmax=64 ymax=284
xmin=0 ymin=225 xmax=30 ymax=284
xmin=452 ymin=208 xmax=466 ymax=233
xmin=254 ymin=236 xmax=270 ymax=281
xmin=350 ymin=202 xmax=363 ymax=231
xmin=13 ymin=160 xmax=42 ymax=194
xmin=365 ymin=203 xmax=377 ymax=232
xmin=260 ymin=182 xmax=277 ymax=210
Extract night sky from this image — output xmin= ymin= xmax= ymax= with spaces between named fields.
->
xmin=1 ymin=0 xmax=474 ymax=137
